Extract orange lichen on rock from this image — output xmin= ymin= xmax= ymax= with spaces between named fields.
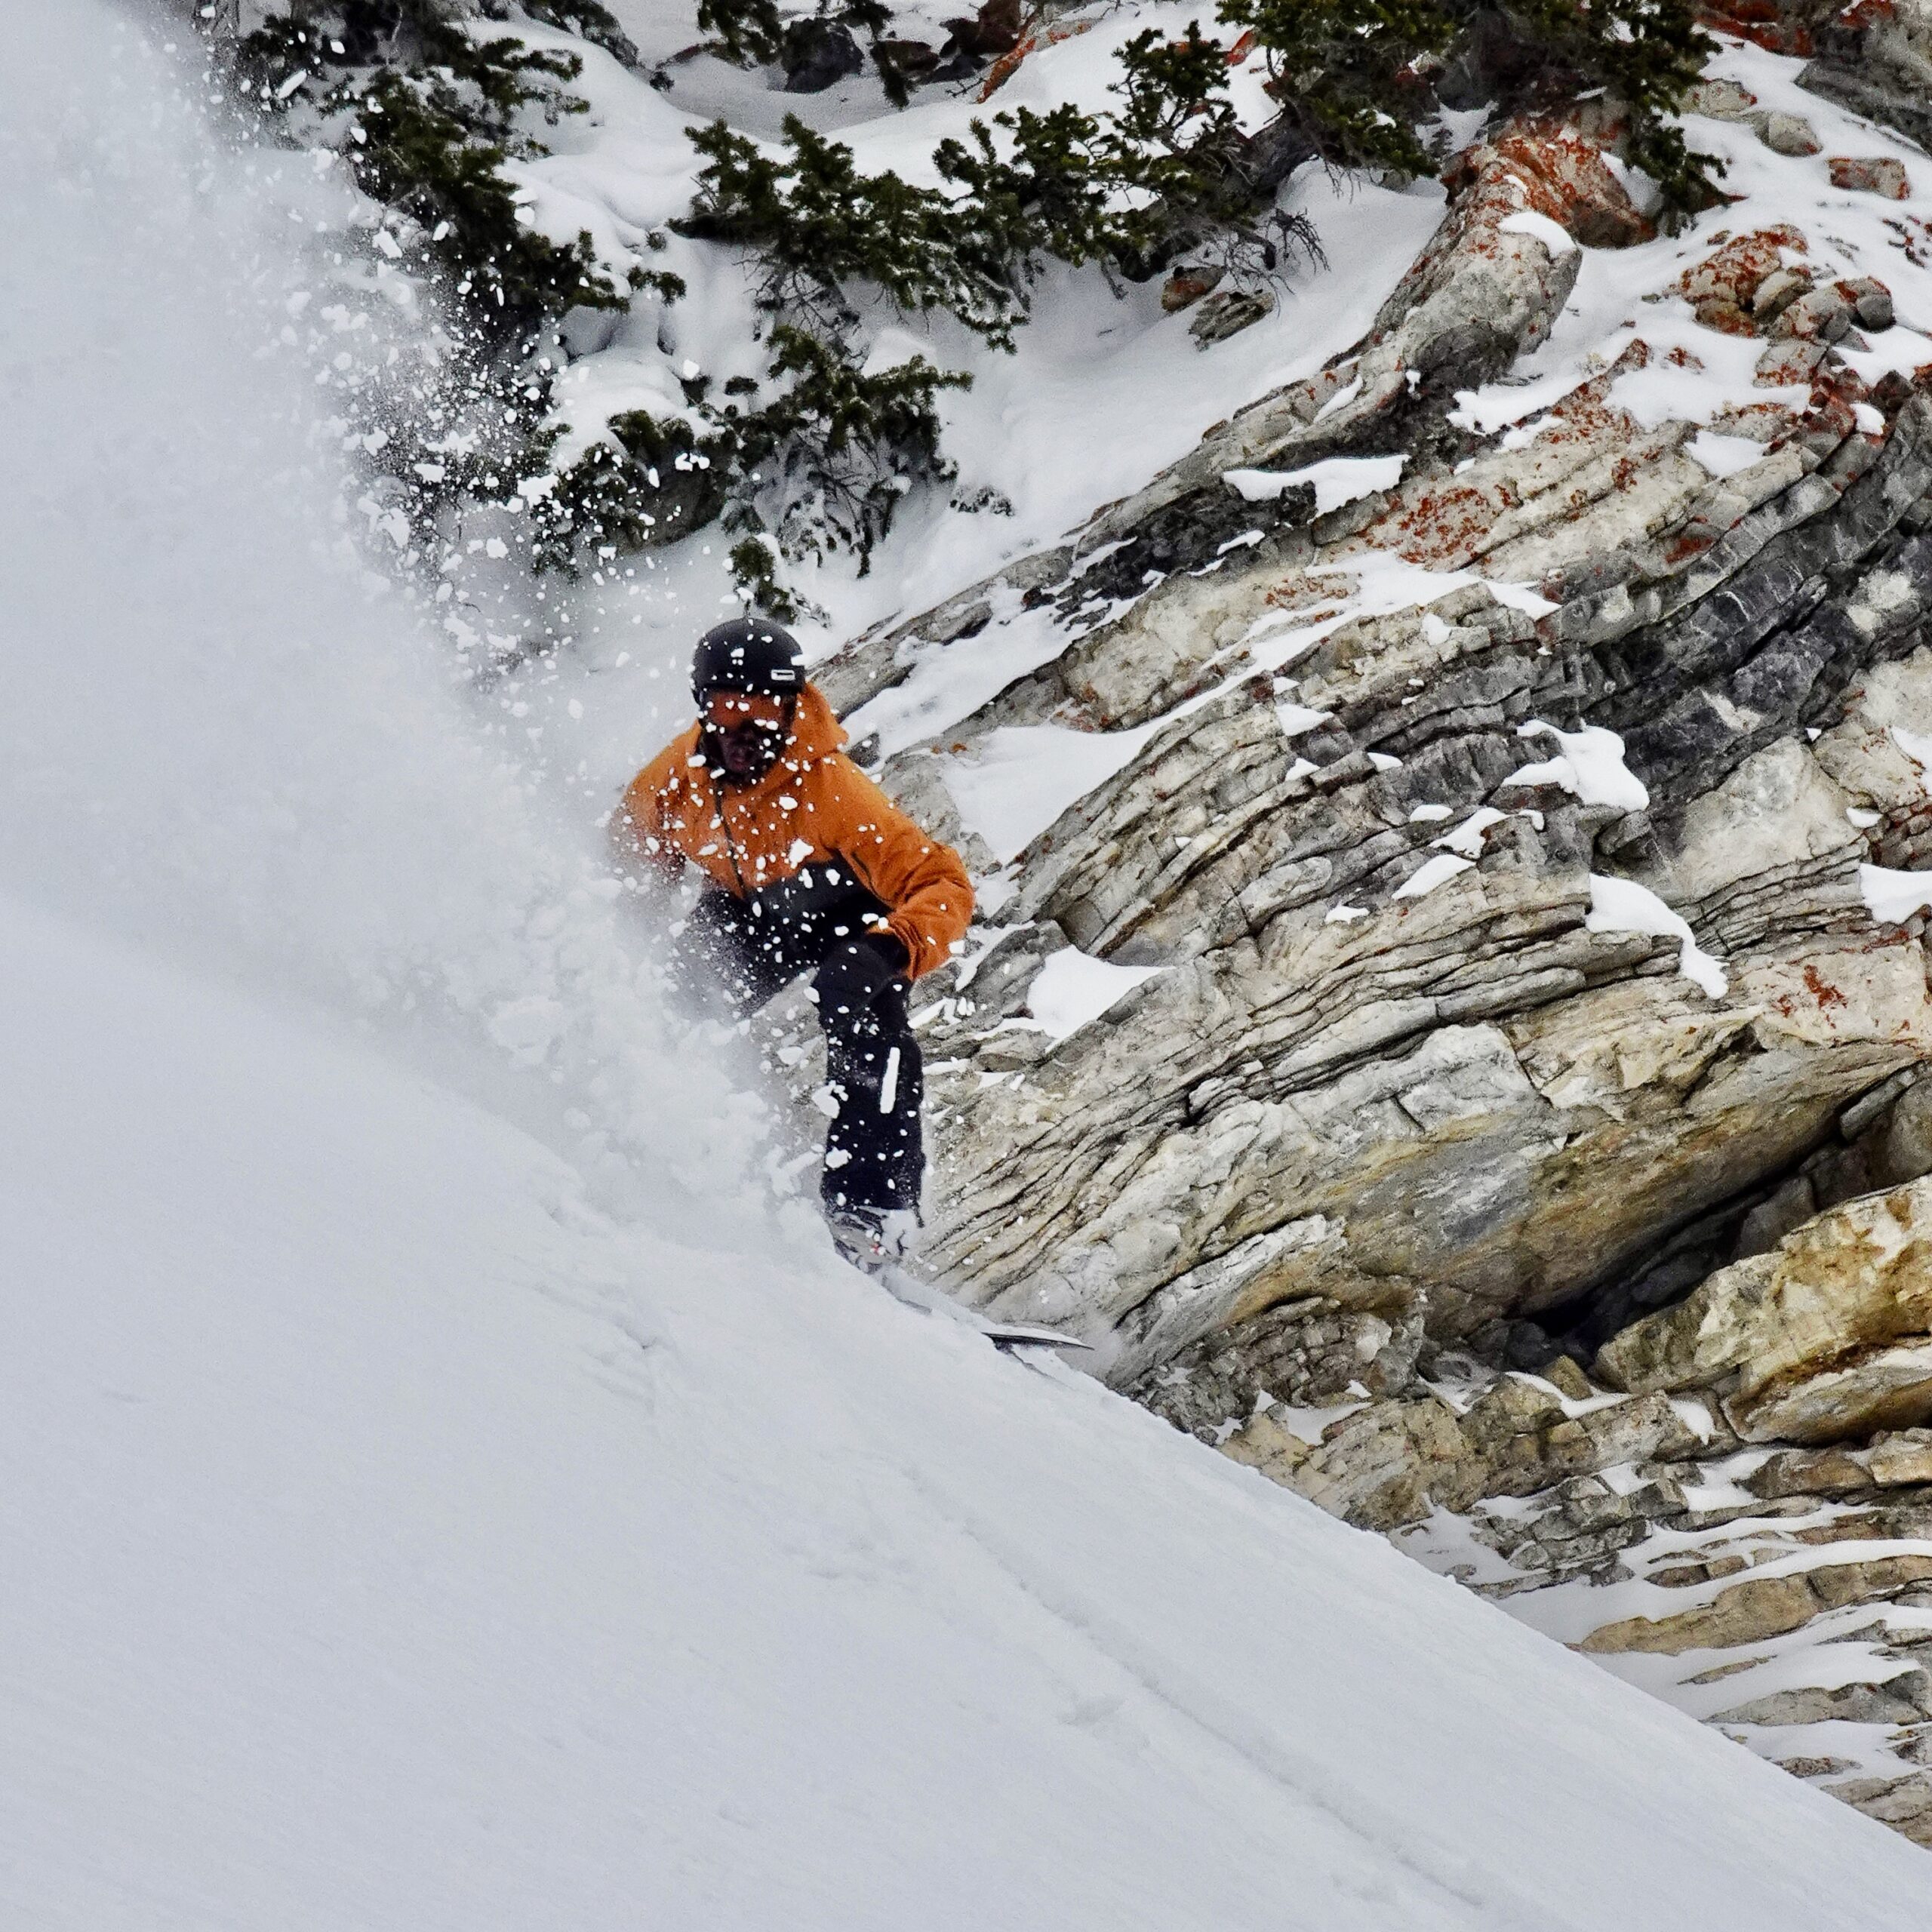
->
xmin=1837 ymin=0 xmax=1899 ymax=34
xmin=1831 ymin=155 xmax=1912 ymax=200
xmin=1707 ymin=398 xmax=1804 ymax=442
xmin=1444 ymin=122 xmax=1655 ymax=250
xmin=1804 ymin=368 xmax=1877 ymax=439
xmin=1697 ymin=0 xmax=1816 ymax=54
xmin=1675 ymin=226 xmax=1809 ymax=320
xmin=976 ymin=18 xmax=1090 ymax=99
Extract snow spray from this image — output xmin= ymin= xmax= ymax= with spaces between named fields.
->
xmin=0 ymin=0 xmax=768 ymax=1229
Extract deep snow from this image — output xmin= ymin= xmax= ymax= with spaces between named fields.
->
xmin=19 ymin=880 xmax=1932 ymax=1932
xmin=5 ymin=4 xmax=1932 ymax=1924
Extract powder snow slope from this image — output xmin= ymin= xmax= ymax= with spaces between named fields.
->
xmin=3 ymin=5 xmax=1930 ymax=1926
xmin=11 ymin=886 xmax=1932 ymax=1932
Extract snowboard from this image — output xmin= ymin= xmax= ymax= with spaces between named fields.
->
xmin=855 ymin=1250 xmax=1091 ymax=1356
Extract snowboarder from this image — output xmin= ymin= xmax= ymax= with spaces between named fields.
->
xmin=614 ymin=618 xmax=974 ymax=1267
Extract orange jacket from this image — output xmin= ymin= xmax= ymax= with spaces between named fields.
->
xmin=617 ymin=682 xmax=974 ymax=981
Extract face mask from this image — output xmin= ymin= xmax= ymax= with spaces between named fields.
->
xmin=700 ymin=690 xmax=791 ymax=784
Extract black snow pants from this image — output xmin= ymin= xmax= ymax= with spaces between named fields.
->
xmin=670 ymin=866 xmax=924 ymax=1215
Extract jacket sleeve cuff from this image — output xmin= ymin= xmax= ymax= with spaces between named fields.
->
xmin=883 ymin=916 xmax=928 ymax=980
xmin=869 ymin=928 xmax=912 ymax=977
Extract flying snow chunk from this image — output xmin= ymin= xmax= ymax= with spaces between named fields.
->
xmin=486 ymin=995 xmax=565 ymax=1063
xmin=1224 ymin=455 xmax=1406 ymax=515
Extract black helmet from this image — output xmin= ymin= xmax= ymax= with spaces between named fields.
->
xmin=691 ymin=617 xmax=804 ymax=704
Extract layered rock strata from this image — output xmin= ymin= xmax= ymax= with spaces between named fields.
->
xmin=832 ymin=125 xmax=1932 ymax=1369
xmin=764 ymin=91 xmax=1932 ymax=1840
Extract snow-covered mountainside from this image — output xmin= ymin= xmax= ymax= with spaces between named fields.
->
xmin=17 ymin=0 xmax=1932 ymax=1903
xmin=3 ymin=26 xmax=1931 ymax=1918
xmin=554 ymin=0 xmax=1932 ymax=1841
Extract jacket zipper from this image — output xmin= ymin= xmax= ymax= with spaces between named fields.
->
xmin=710 ymin=771 xmax=752 ymax=898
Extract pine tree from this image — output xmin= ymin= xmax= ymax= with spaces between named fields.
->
xmin=238 ymin=2 xmax=629 ymax=346
xmin=680 ymin=116 xmax=1026 ymax=346
xmin=654 ymin=107 xmax=1158 ymax=593
xmin=1500 ymin=0 xmax=1719 ymax=214
xmin=222 ymin=0 xmax=668 ymax=659
xmin=223 ymin=0 xmax=1723 ymax=623
xmin=730 ymin=327 xmax=969 ymax=563
xmin=1216 ymin=0 xmax=1449 ymax=180
xmin=512 ymin=111 xmax=986 ymax=595
xmin=508 ymin=0 xmax=640 ymax=69
xmin=697 ymin=0 xmax=786 ymax=67
xmin=1106 ymin=25 xmax=1327 ymax=281
xmin=1217 ymin=0 xmax=1720 ymax=217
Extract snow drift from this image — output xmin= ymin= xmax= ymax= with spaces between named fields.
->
xmin=2 ymin=5 xmax=1929 ymax=1925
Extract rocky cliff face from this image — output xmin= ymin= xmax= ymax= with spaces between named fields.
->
xmin=736 ymin=6 xmax=1932 ymax=1844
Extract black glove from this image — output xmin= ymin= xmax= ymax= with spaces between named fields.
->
xmin=813 ymin=932 xmax=909 ymax=1017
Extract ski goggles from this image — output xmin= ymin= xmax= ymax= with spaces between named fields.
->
xmin=703 ymin=690 xmax=789 ymax=730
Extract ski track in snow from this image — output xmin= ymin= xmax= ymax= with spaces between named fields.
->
xmin=5 ymin=5 xmax=1932 ymax=1924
